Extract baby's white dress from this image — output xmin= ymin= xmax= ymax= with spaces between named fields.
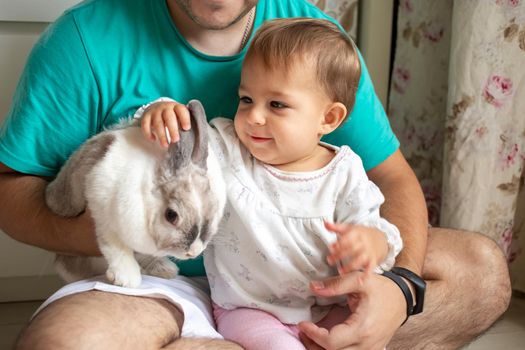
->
xmin=204 ymin=118 xmax=403 ymax=324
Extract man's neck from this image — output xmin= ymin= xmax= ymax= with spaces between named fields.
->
xmin=167 ymin=2 xmax=255 ymax=56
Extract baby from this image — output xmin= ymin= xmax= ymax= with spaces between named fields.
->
xmin=138 ymin=18 xmax=402 ymax=350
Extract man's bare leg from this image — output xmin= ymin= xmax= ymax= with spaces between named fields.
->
xmin=16 ymin=290 xmax=242 ymax=350
xmin=164 ymin=338 xmax=243 ymax=349
xmin=389 ymin=228 xmax=512 ymax=350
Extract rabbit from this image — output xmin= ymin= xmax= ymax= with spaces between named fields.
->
xmin=45 ymin=100 xmax=226 ymax=288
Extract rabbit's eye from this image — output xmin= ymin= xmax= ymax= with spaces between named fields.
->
xmin=164 ymin=208 xmax=179 ymax=225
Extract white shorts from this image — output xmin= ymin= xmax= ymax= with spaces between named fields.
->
xmin=32 ymin=275 xmax=222 ymax=339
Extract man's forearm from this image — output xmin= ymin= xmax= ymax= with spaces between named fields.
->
xmin=368 ymin=150 xmax=428 ymax=275
xmin=0 ymin=171 xmax=99 ymax=256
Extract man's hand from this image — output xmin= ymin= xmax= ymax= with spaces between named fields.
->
xmin=298 ymin=272 xmax=406 ymax=350
xmin=0 ymin=164 xmax=101 ymax=256
xmin=62 ymin=208 xmax=100 ymax=256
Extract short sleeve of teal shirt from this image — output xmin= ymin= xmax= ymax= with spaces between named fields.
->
xmin=0 ymin=10 xmax=101 ymax=176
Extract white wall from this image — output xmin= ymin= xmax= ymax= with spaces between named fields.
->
xmin=0 ymin=0 xmax=79 ymax=22
xmin=358 ymin=0 xmax=394 ymax=109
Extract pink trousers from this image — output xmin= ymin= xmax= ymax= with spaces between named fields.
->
xmin=213 ymin=304 xmax=351 ymax=350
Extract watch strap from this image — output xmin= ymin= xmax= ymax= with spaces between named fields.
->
xmin=391 ymin=267 xmax=426 ymax=315
xmin=381 ymin=270 xmax=413 ymax=325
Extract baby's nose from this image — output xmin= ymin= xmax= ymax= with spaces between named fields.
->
xmin=247 ymin=108 xmax=265 ymax=125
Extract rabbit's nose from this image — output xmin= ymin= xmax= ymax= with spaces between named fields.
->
xmin=186 ymin=239 xmax=204 ymax=257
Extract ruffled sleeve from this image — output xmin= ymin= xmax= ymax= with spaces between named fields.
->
xmin=335 ymin=178 xmax=403 ymax=271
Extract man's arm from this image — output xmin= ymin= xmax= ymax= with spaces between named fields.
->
xmin=0 ymin=162 xmax=99 ymax=256
xmin=300 ymin=148 xmax=511 ymax=350
xmin=367 ymin=149 xmax=428 ymax=274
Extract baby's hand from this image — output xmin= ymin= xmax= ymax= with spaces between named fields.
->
xmin=140 ymin=101 xmax=192 ymax=148
xmin=325 ymin=221 xmax=388 ymax=276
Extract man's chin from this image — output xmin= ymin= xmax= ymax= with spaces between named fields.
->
xmin=193 ymin=15 xmax=245 ymax=30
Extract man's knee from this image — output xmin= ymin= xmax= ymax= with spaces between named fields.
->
xmin=450 ymin=232 xmax=512 ymax=334
xmin=16 ymin=293 xmax=120 ymax=350
xmin=16 ymin=308 xmax=105 ymax=350
xmin=461 ymin=232 xmax=512 ymax=326
xmin=16 ymin=291 xmax=183 ymax=350
xmin=427 ymin=229 xmax=511 ymax=325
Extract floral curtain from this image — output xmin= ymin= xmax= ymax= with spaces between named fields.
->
xmin=310 ymin=0 xmax=359 ymax=40
xmin=389 ymin=0 xmax=525 ymax=292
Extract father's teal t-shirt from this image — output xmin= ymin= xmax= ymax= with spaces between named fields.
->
xmin=0 ymin=0 xmax=399 ymax=276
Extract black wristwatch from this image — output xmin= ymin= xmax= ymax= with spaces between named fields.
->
xmin=391 ymin=267 xmax=426 ymax=315
xmin=382 ymin=267 xmax=426 ymax=324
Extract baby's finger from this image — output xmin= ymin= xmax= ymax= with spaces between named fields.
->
xmin=327 ymin=237 xmax=363 ymax=265
xmin=175 ymin=104 xmax=192 ymax=131
xmin=324 ymin=221 xmax=351 ymax=234
xmin=334 ymin=248 xmax=373 ymax=274
xmin=140 ymin=113 xmax=155 ymax=141
xmin=163 ymin=109 xmax=180 ymax=143
xmin=327 ymin=245 xmax=356 ymax=266
xmin=345 ymin=253 xmax=373 ymax=273
xmin=152 ymin=111 xmax=170 ymax=148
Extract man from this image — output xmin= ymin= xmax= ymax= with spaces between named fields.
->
xmin=0 ymin=1 xmax=510 ymax=349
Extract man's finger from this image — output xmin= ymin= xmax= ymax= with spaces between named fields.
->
xmin=300 ymin=320 xmax=361 ymax=350
xmin=298 ymin=324 xmax=326 ymax=350
xmin=298 ymin=322 xmax=330 ymax=349
xmin=347 ymin=293 xmax=360 ymax=311
xmin=326 ymin=323 xmax=361 ymax=350
xmin=299 ymin=334 xmax=324 ymax=350
xmin=310 ymin=272 xmax=366 ymax=297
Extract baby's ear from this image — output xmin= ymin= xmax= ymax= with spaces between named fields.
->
xmin=320 ymin=102 xmax=347 ymax=135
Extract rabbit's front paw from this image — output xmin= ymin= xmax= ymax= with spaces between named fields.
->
xmin=141 ymin=257 xmax=179 ymax=279
xmin=106 ymin=262 xmax=142 ymax=288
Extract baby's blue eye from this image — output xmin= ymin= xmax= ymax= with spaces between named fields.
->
xmin=270 ymin=101 xmax=286 ymax=108
xmin=239 ymin=96 xmax=252 ymax=104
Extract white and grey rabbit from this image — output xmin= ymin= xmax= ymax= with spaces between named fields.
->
xmin=45 ymin=100 xmax=226 ymax=288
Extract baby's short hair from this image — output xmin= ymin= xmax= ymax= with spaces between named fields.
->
xmin=245 ymin=18 xmax=361 ymax=118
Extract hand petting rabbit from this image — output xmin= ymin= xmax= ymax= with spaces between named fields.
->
xmin=46 ymin=100 xmax=226 ymax=288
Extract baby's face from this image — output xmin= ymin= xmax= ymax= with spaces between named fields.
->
xmin=234 ymin=57 xmax=333 ymax=169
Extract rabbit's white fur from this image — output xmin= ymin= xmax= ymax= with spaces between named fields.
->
xmin=46 ymin=100 xmax=226 ymax=288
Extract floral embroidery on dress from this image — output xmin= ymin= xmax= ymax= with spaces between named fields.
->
xmin=237 ymin=264 xmax=253 ymax=281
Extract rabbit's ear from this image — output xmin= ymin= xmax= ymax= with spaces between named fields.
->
xmin=187 ymin=100 xmax=209 ymax=169
xmin=167 ymin=100 xmax=209 ymax=171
